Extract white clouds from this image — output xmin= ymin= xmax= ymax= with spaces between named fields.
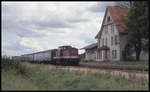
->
xmin=2 ymin=1 xmax=115 ymax=56
xmin=2 ymin=37 xmax=35 ymax=56
xmin=20 ymin=38 xmax=42 ymax=50
xmin=88 ymin=2 xmax=116 ymax=13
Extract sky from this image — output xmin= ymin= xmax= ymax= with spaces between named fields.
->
xmin=2 ymin=1 xmax=117 ymax=56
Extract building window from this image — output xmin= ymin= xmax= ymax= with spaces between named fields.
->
xmin=116 ymin=50 xmax=117 ymax=58
xmin=115 ymin=35 xmax=117 ymax=45
xmin=107 ymin=16 xmax=110 ymax=22
xmin=112 ymin=50 xmax=117 ymax=59
xmin=115 ymin=35 xmax=117 ymax=44
xmin=111 ymin=37 xmax=113 ymax=45
xmin=112 ymin=50 xmax=114 ymax=59
xmin=101 ymin=39 xmax=103 ymax=46
xmin=105 ymin=51 xmax=107 ymax=59
xmin=114 ymin=50 xmax=117 ymax=59
xmin=111 ymin=24 xmax=114 ymax=33
xmin=103 ymin=38 xmax=104 ymax=45
xmin=97 ymin=52 xmax=100 ymax=59
xmin=106 ymin=38 xmax=107 ymax=46
xmin=108 ymin=25 xmax=109 ymax=34
xmin=105 ymin=26 xmax=108 ymax=34
xmin=99 ymin=51 xmax=102 ymax=59
xmin=113 ymin=36 xmax=115 ymax=45
xmin=117 ymin=35 xmax=119 ymax=44
xmin=114 ymin=50 xmax=116 ymax=59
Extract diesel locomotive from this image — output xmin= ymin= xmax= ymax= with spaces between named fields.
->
xmin=53 ymin=46 xmax=79 ymax=65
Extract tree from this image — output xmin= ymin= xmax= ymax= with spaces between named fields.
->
xmin=125 ymin=1 xmax=149 ymax=61
xmin=122 ymin=43 xmax=135 ymax=61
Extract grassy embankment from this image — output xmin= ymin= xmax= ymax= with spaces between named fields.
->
xmin=80 ymin=60 xmax=149 ymax=68
xmin=2 ymin=58 xmax=148 ymax=90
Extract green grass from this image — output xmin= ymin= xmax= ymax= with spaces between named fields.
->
xmin=2 ymin=62 xmax=148 ymax=90
xmin=80 ymin=60 xmax=149 ymax=68
xmin=2 ymin=70 xmax=38 ymax=90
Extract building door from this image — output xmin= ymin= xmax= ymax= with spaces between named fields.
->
xmin=104 ymin=50 xmax=109 ymax=61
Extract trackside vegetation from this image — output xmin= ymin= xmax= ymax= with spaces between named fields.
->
xmin=2 ymin=58 xmax=148 ymax=90
xmin=80 ymin=60 xmax=148 ymax=68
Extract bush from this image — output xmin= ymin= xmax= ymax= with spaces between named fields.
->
xmin=2 ymin=56 xmax=31 ymax=77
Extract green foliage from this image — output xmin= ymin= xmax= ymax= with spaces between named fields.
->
xmin=2 ymin=57 xmax=31 ymax=77
xmin=2 ymin=71 xmax=38 ymax=90
xmin=125 ymin=1 xmax=149 ymax=60
xmin=122 ymin=43 xmax=135 ymax=61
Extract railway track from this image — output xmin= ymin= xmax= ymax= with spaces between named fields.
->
xmin=77 ymin=63 xmax=148 ymax=72
xmin=54 ymin=63 xmax=148 ymax=81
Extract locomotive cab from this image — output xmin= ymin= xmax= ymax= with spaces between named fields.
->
xmin=53 ymin=45 xmax=80 ymax=65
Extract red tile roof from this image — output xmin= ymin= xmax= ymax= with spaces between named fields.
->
xmin=109 ymin=6 xmax=130 ymax=32
xmin=95 ymin=6 xmax=130 ymax=39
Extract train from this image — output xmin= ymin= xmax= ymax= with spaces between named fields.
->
xmin=12 ymin=45 xmax=80 ymax=65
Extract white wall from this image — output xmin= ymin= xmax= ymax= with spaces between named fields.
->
xmin=97 ymin=9 xmax=120 ymax=61
xmin=85 ymin=49 xmax=96 ymax=61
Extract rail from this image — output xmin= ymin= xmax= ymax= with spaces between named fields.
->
xmin=78 ymin=63 xmax=148 ymax=72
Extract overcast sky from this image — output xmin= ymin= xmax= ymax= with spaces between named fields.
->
xmin=2 ymin=1 xmax=117 ymax=56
